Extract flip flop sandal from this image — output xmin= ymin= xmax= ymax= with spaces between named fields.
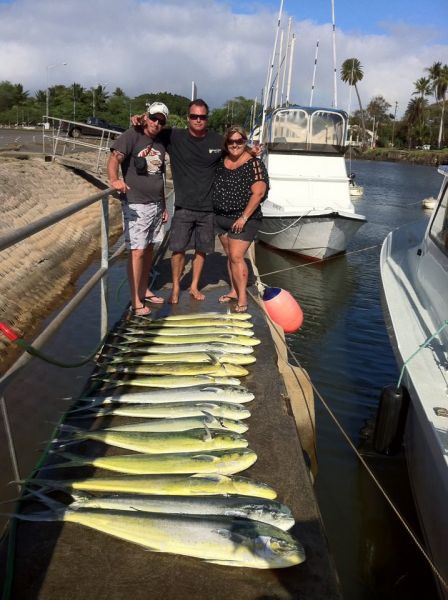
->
xmin=144 ymin=293 xmax=164 ymax=304
xmin=132 ymin=305 xmax=151 ymax=317
xmin=234 ymin=304 xmax=248 ymax=313
xmin=218 ymin=294 xmax=237 ymax=304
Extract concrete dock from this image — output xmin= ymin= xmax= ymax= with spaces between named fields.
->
xmin=0 ymin=237 xmax=341 ymax=599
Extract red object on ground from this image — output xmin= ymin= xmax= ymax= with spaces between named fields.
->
xmin=0 ymin=323 xmax=20 ymax=342
xmin=262 ymin=287 xmax=304 ymax=333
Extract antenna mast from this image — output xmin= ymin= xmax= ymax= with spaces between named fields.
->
xmin=286 ymin=33 xmax=296 ymax=106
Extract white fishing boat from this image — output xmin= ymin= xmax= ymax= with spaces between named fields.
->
xmin=258 ymin=106 xmax=366 ymax=259
xmin=349 ymin=183 xmax=364 ymax=197
xmin=380 ymin=165 xmax=448 ymax=599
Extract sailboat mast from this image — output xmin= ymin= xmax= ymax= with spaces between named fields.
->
xmin=331 ymin=0 xmax=338 ymax=107
xmin=286 ymin=32 xmax=296 ymax=106
xmin=280 ymin=17 xmax=292 ymax=106
xmin=274 ymin=30 xmax=284 ymax=108
xmin=309 ymin=40 xmax=319 ymax=106
xmin=261 ymin=0 xmax=284 ymax=140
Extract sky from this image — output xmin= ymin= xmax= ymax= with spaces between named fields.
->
xmin=0 ymin=0 xmax=447 ymax=117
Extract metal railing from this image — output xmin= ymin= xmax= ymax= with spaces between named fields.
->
xmin=0 ymin=186 xmax=125 ymax=482
xmin=43 ymin=117 xmax=120 ymax=175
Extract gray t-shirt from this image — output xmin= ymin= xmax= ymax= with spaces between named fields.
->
xmin=111 ymin=127 xmax=165 ymax=204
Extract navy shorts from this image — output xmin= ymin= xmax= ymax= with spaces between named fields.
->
xmin=215 ymin=214 xmax=260 ymax=243
xmin=169 ymin=208 xmax=215 ymax=253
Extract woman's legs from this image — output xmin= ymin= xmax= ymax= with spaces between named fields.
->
xmin=227 ymin=238 xmax=251 ymax=307
xmin=218 ymin=234 xmax=238 ymax=300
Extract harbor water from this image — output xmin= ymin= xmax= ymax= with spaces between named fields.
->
xmin=256 ymin=159 xmax=442 ymax=599
xmin=0 ymin=157 xmax=443 ymax=598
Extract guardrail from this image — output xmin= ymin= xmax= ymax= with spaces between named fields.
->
xmin=0 ymin=186 xmax=124 ymax=482
xmin=43 ymin=117 xmax=120 ymax=175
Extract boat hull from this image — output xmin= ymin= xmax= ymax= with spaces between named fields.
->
xmin=380 ymin=218 xmax=448 ymax=599
xmin=258 ymin=212 xmax=366 ymax=260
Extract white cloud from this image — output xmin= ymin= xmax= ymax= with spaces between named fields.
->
xmin=0 ymin=0 xmax=445 ymax=116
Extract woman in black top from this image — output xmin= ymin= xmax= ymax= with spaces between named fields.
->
xmin=213 ymin=127 xmax=269 ymax=312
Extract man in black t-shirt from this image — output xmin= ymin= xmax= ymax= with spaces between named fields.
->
xmin=135 ymin=99 xmax=223 ymax=303
xmin=108 ymin=102 xmax=169 ymax=316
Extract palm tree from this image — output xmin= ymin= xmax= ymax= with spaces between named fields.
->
xmin=340 ymin=58 xmax=366 ymax=145
xmin=405 ymin=97 xmax=427 ymax=147
xmin=426 ymin=62 xmax=448 ymax=148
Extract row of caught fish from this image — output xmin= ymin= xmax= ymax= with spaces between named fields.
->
xmin=20 ymin=311 xmax=306 ymax=570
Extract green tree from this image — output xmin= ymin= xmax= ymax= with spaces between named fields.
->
xmin=405 ymin=97 xmax=428 ymax=147
xmin=366 ymin=95 xmax=392 ymax=146
xmin=340 ymin=58 xmax=366 ymax=145
xmin=426 ymin=62 xmax=448 ymax=148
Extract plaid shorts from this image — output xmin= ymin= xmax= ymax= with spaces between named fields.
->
xmin=168 ymin=208 xmax=215 ymax=253
xmin=121 ymin=202 xmax=164 ymax=250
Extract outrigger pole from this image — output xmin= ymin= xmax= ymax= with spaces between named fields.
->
xmin=273 ymin=30 xmax=284 ymax=108
xmin=309 ymin=40 xmax=320 ymax=106
xmin=260 ymin=0 xmax=284 ymax=141
xmin=331 ymin=0 xmax=338 ymax=107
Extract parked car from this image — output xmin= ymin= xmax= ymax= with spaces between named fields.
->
xmin=65 ymin=116 xmax=126 ymax=139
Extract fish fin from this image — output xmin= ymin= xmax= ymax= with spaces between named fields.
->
xmin=25 ymin=488 xmax=66 ymax=511
xmin=202 ymin=424 xmax=212 ymax=442
xmin=213 ymin=529 xmax=252 ymax=545
xmin=190 ymin=474 xmax=224 ymax=482
xmin=191 ymin=454 xmax=218 ymax=462
xmin=202 ymin=413 xmax=216 ymax=426
xmin=206 ymin=559 xmax=242 ymax=566
xmin=205 ymin=353 xmax=220 ymax=366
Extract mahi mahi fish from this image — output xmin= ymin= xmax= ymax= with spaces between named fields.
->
xmin=101 ymin=414 xmax=248 ymax=434
xmin=67 ymin=492 xmax=295 ymax=531
xmin=12 ymin=509 xmax=305 ymax=568
xmin=119 ymin=326 xmax=255 ymax=337
xmin=128 ymin=318 xmax=253 ymax=329
xmin=93 ymin=375 xmax=241 ymax=389
xmin=105 ymin=342 xmax=254 ymax=355
xmin=27 ymin=473 xmax=278 ymax=498
xmin=56 ymin=426 xmax=248 ymax=454
xmin=117 ymin=333 xmax=260 ymax=346
xmin=68 ymin=401 xmax=251 ymax=420
xmin=45 ymin=448 xmax=257 ymax=475
xmin=75 ymin=386 xmax=255 ymax=405
xmin=99 ymin=363 xmax=248 ymax=377
xmin=103 ymin=352 xmax=256 ymax=366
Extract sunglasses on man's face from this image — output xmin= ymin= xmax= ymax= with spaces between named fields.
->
xmin=148 ymin=115 xmax=166 ymax=126
xmin=227 ymin=138 xmax=246 ymax=146
xmin=189 ymin=114 xmax=208 ymax=121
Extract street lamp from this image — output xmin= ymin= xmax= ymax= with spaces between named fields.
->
xmin=45 ymin=62 xmax=68 ymax=124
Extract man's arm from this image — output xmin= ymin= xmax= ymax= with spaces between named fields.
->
xmin=107 ymin=150 xmax=129 ymax=193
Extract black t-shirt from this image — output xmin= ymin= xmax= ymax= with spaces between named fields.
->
xmin=212 ymin=157 xmax=269 ymax=220
xmin=111 ymin=128 xmax=165 ymax=204
xmin=158 ymin=128 xmax=223 ymax=212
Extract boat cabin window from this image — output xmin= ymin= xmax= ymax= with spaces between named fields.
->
xmin=265 ymin=108 xmax=347 ymax=154
xmin=430 ymin=182 xmax=448 ymax=252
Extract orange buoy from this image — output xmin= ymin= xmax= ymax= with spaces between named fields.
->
xmin=262 ymin=287 xmax=304 ymax=333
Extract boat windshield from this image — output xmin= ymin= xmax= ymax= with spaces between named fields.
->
xmin=429 ymin=178 xmax=448 ymax=253
xmin=264 ymin=108 xmax=347 ymax=154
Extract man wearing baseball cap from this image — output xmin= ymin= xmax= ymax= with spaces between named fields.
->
xmin=107 ymin=101 xmax=169 ymax=316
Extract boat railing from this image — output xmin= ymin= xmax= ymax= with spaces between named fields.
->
xmin=0 ymin=186 xmax=123 ymax=481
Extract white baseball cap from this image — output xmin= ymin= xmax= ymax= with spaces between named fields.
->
xmin=147 ymin=102 xmax=169 ymax=119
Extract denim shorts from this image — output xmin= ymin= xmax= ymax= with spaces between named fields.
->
xmin=214 ymin=214 xmax=260 ymax=242
xmin=169 ymin=208 xmax=215 ymax=253
xmin=121 ymin=202 xmax=164 ymax=250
